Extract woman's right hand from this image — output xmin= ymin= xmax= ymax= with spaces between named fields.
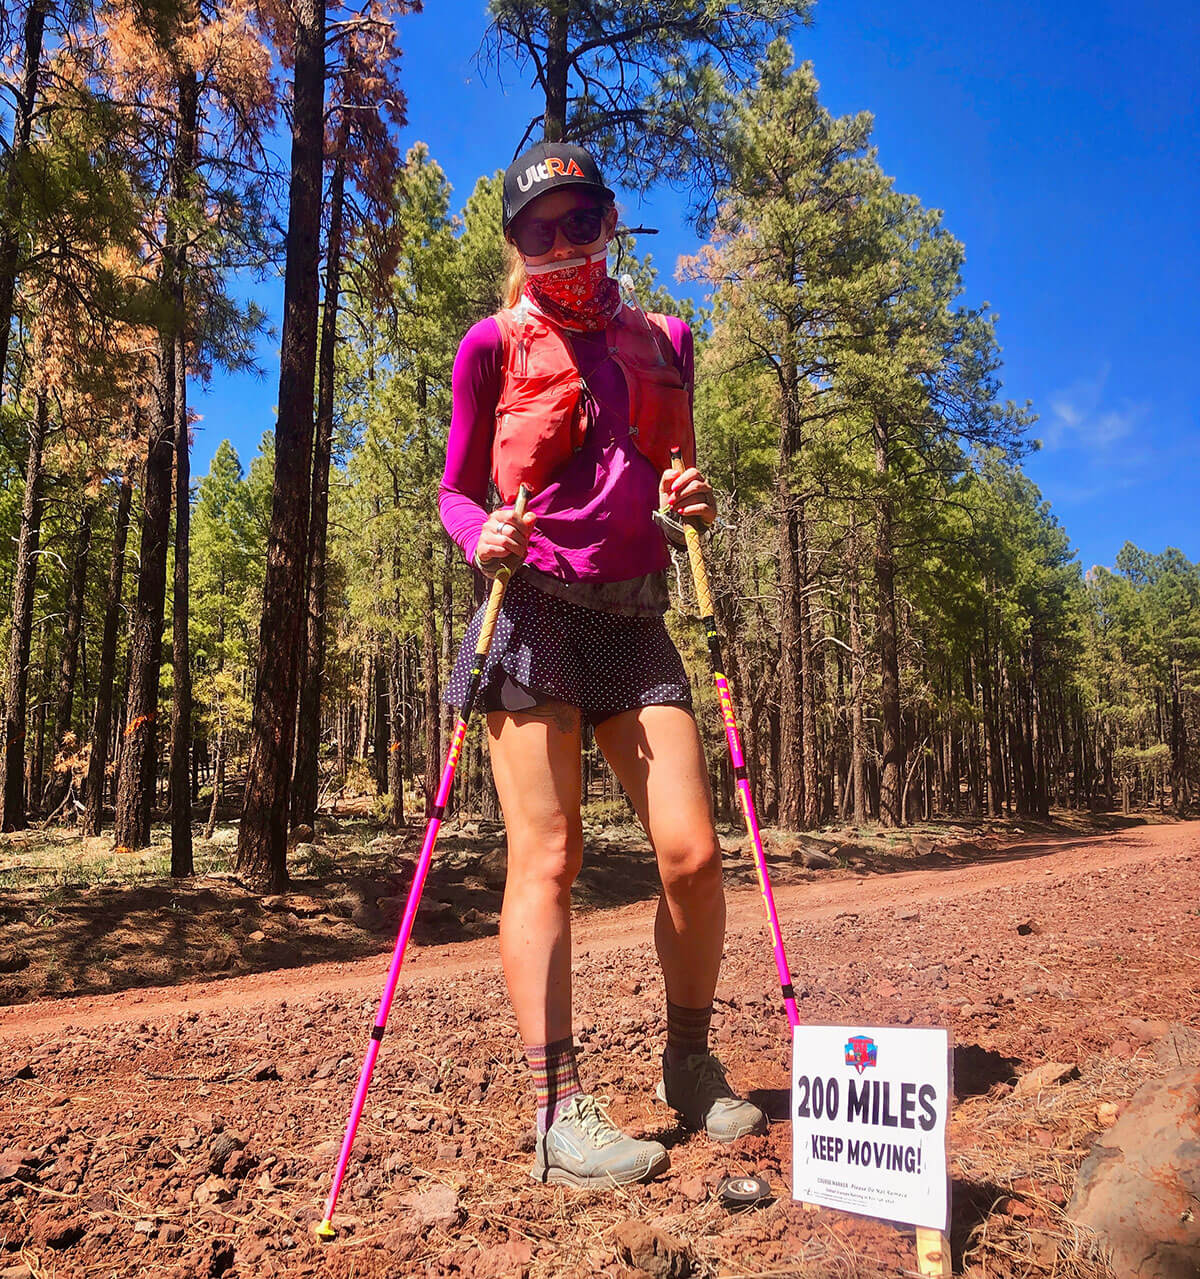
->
xmin=474 ymin=506 xmax=536 ymax=576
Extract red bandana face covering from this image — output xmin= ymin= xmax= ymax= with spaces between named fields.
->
xmin=523 ymin=251 xmax=621 ymax=332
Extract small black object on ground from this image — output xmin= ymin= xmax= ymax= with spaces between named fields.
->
xmin=716 ymin=1175 xmax=774 ymax=1210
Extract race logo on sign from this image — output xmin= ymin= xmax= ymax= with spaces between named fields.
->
xmin=845 ymin=1035 xmax=878 ymax=1075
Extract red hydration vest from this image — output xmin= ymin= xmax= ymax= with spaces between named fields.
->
xmin=491 ymin=300 xmax=695 ymax=504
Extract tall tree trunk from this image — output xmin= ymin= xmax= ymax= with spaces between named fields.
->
xmin=848 ymin=565 xmax=866 ymax=827
xmin=169 ymin=67 xmax=198 ymax=876
xmin=373 ymin=648 xmax=388 ymax=793
xmin=981 ymin=619 xmax=1003 ymax=816
xmin=2 ymin=393 xmax=49 ymax=831
xmin=169 ymin=327 xmax=193 ymax=868
xmin=798 ymin=509 xmax=819 ymax=827
xmin=0 ymin=0 xmax=48 ymax=410
xmin=387 ymin=637 xmax=404 ymax=828
xmin=418 ymin=375 xmax=442 ymax=814
xmin=204 ymin=724 xmax=224 ymax=839
xmin=873 ymin=417 xmax=902 ymax=825
xmin=83 ymin=465 xmax=134 ymax=836
xmin=1170 ymin=659 xmax=1190 ymax=813
xmin=542 ymin=1 xmax=568 ymax=140
xmin=237 ymin=0 xmax=326 ymax=892
xmin=292 ymin=143 xmax=346 ymax=831
xmin=403 ymin=635 xmax=416 ymax=791
xmin=115 ymin=353 xmax=176 ymax=850
xmin=776 ymin=401 xmax=804 ymax=828
xmin=43 ymin=500 xmax=95 ymax=810
xmin=422 ymin=545 xmax=441 ymax=814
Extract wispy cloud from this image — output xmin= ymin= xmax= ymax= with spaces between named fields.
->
xmin=1041 ymin=364 xmax=1147 ymax=451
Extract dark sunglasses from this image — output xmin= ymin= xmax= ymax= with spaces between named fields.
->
xmin=512 ymin=205 xmax=605 ymax=257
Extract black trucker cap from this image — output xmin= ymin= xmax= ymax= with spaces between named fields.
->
xmin=502 ymin=142 xmax=615 ymax=232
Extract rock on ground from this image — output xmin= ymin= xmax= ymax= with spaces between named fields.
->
xmin=1068 ymin=1065 xmax=1200 ymax=1279
xmin=613 ymin=1221 xmax=692 ymax=1278
xmin=1013 ymin=1060 xmax=1079 ymax=1098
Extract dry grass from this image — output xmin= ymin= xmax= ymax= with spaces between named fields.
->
xmin=951 ymin=1052 xmax=1163 ymax=1278
xmin=0 ymin=825 xmax=237 ymax=892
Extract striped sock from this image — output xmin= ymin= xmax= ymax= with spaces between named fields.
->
xmin=665 ymin=1000 xmax=713 ymax=1066
xmin=525 ymin=1036 xmax=582 ymax=1135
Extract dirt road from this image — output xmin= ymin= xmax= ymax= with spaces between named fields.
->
xmin=5 ymin=820 xmax=1188 ymax=1042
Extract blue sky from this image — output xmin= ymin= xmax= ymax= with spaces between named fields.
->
xmin=192 ymin=0 xmax=1200 ymax=573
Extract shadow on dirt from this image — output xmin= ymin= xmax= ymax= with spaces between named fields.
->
xmin=950 ymin=1177 xmax=1011 ymax=1269
xmin=747 ymin=1086 xmax=792 ymax=1122
xmin=953 ymin=1043 xmax=1021 ymax=1098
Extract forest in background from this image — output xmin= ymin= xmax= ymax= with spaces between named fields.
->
xmin=0 ymin=0 xmax=1196 ymax=894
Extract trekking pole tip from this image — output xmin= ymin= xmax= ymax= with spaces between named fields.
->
xmin=314 ymin=1218 xmax=336 ymax=1242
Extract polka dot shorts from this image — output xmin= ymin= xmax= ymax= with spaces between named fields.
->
xmin=445 ymin=573 xmax=692 ymax=727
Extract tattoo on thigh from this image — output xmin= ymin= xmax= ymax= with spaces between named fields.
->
xmin=542 ymin=701 xmax=580 ymax=734
xmin=491 ymin=700 xmax=579 ymax=735
xmin=516 ymin=699 xmax=578 ymax=734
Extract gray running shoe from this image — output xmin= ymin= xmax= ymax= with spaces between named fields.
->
xmin=531 ymin=1094 xmax=670 ymax=1186
xmin=656 ymin=1052 xmax=768 ymax=1142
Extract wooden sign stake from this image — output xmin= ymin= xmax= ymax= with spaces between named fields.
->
xmin=914 ymin=1225 xmax=951 ymax=1277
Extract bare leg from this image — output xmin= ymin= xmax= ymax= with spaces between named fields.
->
xmin=593 ymin=704 xmax=725 ymax=1008
xmin=487 ymin=701 xmax=583 ymax=1045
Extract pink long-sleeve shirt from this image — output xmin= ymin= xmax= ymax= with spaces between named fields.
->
xmin=438 ymin=312 xmax=694 ymax=584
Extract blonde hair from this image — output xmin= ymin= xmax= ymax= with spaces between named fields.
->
xmin=503 ymin=244 xmax=527 ymax=308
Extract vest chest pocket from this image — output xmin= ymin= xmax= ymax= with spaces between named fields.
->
xmin=614 ymin=349 xmax=692 ymax=457
xmin=492 ymin=366 xmax=585 ymax=502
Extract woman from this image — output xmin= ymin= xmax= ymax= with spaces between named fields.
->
xmin=439 ymin=141 xmax=766 ymax=1187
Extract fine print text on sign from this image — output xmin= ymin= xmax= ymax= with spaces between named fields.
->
xmin=792 ymin=1025 xmax=950 ymax=1232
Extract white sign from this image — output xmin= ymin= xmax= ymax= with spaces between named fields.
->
xmin=792 ymin=1025 xmax=950 ymax=1231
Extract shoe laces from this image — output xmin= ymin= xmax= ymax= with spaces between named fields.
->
xmin=686 ymin=1052 xmax=734 ymax=1103
xmin=566 ymin=1094 xmax=623 ymax=1148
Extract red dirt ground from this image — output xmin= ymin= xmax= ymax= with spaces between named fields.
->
xmin=1 ymin=819 xmax=1197 ymax=1278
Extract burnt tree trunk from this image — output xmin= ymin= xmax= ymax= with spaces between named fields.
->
xmin=1 ymin=394 xmax=49 ymax=831
xmin=170 ymin=317 xmax=194 ymax=870
xmin=169 ymin=68 xmax=197 ymax=875
xmin=83 ymin=465 xmax=135 ymax=836
xmin=237 ymin=0 xmax=326 ymax=893
xmin=114 ymin=354 xmax=176 ymax=850
xmin=292 ymin=142 xmax=346 ymax=831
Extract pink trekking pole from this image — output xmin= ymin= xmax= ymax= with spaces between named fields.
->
xmin=669 ymin=450 xmax=799 ymax=1029
xmin=315 ymin=487 xmax=530 ymax=1241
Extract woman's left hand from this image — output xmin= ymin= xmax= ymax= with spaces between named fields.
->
xmin=660 ymin=466 xmax=716 ymax=526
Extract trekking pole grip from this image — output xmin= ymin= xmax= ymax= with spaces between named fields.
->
xmin=669 ymin=452 xmax=716 ymax=619
xmin=476 ymin=485 xmax=531 ymax=656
